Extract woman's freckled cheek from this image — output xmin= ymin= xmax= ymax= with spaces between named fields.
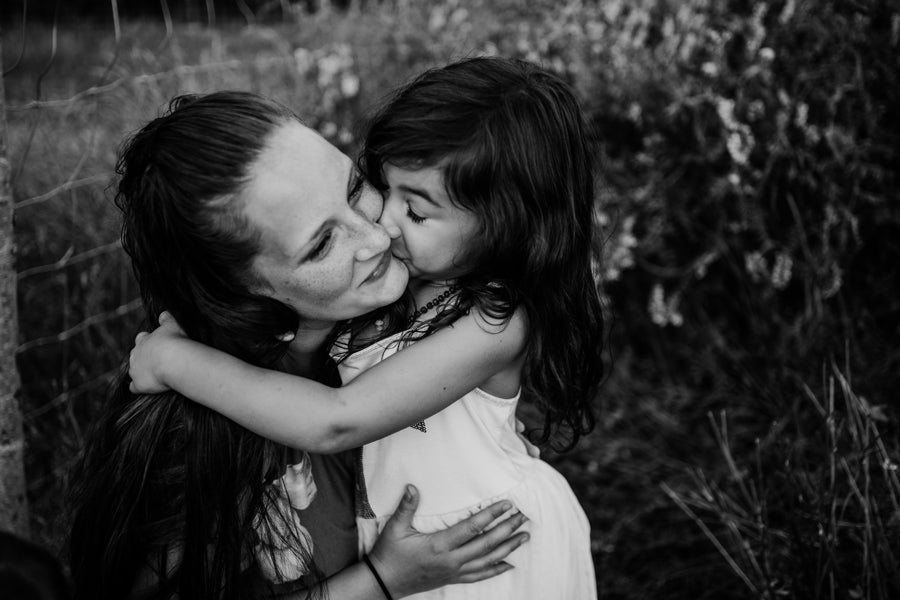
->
xmin=282 ymin=265 xmax=353 ymax=306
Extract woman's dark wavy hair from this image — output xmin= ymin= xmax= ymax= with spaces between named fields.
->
xmin=68 ymin=92 xmax=321 ymax=599
xmin=356 ymin=56 xmax=604 ymax=450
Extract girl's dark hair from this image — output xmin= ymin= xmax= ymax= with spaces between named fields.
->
xmin=68 ymin=92 xmax=318 ymax=599
xmin=359 ymin=57 xmax=604 ymax=450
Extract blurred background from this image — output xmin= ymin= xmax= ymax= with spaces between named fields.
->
xmin=1 ymin=1 xmax=898 ymax=598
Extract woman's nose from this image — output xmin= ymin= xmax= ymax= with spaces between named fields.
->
xmin=353 ymin=217 xmax=391 ymax=262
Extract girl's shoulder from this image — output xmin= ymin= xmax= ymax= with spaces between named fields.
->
xmin=454 ymin=304 xmax=528 ymax=361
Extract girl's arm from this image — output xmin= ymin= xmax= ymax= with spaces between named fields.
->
xmin=129 ymin=309 xmax=526 ymax=453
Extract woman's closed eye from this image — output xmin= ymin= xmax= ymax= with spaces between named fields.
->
xmin=306 ymin=230 xmax=333 ymax=261
xmin=347 ymin=171 xmax=365 ymax=207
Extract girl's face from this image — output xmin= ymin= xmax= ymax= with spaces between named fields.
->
xmin=241 ymin=121 xmax=409 ymax=324
xmin=378 ymin=163 xmax=480 ymax=282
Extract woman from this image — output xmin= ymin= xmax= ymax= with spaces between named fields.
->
xmin=68 ymin=92 xmax=526 ymax=600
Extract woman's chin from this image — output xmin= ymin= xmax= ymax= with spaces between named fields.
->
xmin=382 ymin=256 xmax=410 ymax=302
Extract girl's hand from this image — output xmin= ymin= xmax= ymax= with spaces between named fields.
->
xmin=128 ymin=311 xmax=187 ymax=395
xmin=367 ymin=485 xmax=529 ymax=598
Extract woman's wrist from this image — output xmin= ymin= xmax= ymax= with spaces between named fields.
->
xmin=363 ymin=554 xmax=394 ymax=600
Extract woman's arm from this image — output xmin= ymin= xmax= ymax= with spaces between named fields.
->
xmin=129 ymin=310 xmax=526 ymax=453
xmin=289 ymin=486 xmax=528 ymax=599
xmin=129 ymin=487 xmax=528 ymax=599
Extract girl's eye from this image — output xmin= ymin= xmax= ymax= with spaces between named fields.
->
xmin=406 ymin=203 xmax=426 ymax=224
xmin=307 ymin=231 xmax=333 ymax=261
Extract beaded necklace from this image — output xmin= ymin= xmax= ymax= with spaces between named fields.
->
xmin=407 ymin=285 xmax=460 ymax=326
xmin=373 ymin=285 xmax=460 ymax=334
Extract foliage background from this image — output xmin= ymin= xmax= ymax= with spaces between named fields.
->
xmin=3 ymin=0 xmax=899 ymax=598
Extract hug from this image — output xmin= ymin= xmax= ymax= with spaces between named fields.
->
xmin=69 ymin=56 xmax=603 ymax=599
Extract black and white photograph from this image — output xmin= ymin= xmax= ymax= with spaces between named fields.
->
xmin=1 ymin=1 xmax=898 ymax=598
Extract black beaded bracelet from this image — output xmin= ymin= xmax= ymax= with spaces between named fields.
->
xmin=363 ymin=554 xmax=394 ymax=600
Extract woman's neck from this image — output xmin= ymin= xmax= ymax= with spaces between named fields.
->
xmin=280 ymin=319 xmax=336 ymax=376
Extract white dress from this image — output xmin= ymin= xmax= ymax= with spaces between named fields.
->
xmin=335 ymin=329 xmax=597 ymax=599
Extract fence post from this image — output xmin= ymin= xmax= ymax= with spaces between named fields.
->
xmin=0 ymin=25 xmax=31 ymax=538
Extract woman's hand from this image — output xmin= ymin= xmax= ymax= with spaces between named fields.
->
xmin=366 ymin=485 xmax=529 ymax=598
xmin=128 ymin=311 xmax=186 ymax=394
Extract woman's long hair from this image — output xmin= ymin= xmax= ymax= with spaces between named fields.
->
xmin=358 ymin=57 xmax=604 ymax=450
xmin=68 ymin=92 xmax=317 ymax=599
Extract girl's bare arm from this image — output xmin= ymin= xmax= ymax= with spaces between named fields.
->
xmin=129 ymin=310 xmax=526 ymax=453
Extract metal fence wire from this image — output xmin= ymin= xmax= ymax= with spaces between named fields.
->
xmin=2 ymin=0 xmax=386 ymax=544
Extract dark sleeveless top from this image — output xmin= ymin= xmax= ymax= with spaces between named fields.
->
xmin=297 ymin=355 xmax=358 ymax=577
xmin=297 ymin=450 xmax=359 ymax=575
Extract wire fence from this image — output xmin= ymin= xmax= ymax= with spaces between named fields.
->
xmin=2 ymin=0 xmax=384 ymax=545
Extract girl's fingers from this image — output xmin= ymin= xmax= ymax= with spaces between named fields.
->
xmin=134 ymin=331 xmax=148 ymax=344
xmin=452 ymin=509 xmax=528 ymax=564
xmin=439 ymin=500 xmax=514 ymax=548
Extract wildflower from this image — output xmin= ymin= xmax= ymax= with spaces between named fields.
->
xmin=822 ymin=264 xmax=842 ymax=299
xmin=759 ymin=47 xmax=775 ymax=62
xmin=747 ymin=99 xmax=766 ymax=121
xmin=745 ymin=251 xmax=767 ymax=282
xmin=338 ymin=128 xmax=354 ymax=146
xmin=694 ymin=251 xmax=718 ymax=279
xmin=726 ymin=132 xmax=750 ymax=165
xmin=602 ymin=215 xmax=637 ymax=281
xmin=649 ymin=284 xmax=667 ymax=326
xmin=795 ymin=102 xmax=808 ymax=127
xmin=771 ymin=252 xmax=793 ymax=289
xmin=648 ymin=284 xmax=683 ymax=327
xmin=428 ymin=6 xmax=447 ymax=32
xmin=340 ymin=74 xmax=359 ymax=98
xmin=716 ymin=98 xmax=737 ymax=129
xmin=294 ymin=48 xmax=314 ymax=75
xmin=319 ymin=121 xmax=338 ymax=139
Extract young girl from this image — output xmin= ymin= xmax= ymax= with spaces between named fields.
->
xmin=130 ymin=57 xmax=603 ymax=599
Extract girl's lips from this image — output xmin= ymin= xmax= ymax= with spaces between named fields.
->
xmin=362 ymin=251 xmax=392 ymax=285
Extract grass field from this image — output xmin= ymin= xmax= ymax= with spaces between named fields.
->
xmin=4 ymin=1 xmax=899 ymax=598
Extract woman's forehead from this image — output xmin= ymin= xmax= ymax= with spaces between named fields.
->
xmin=241 ymin=121 xmax=351 ymax=258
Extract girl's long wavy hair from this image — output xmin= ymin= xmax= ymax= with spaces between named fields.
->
xmin=68 ymin=92 xmax=320 ymax=599
xmin=356 ymin=57 xmax=604 ymax=450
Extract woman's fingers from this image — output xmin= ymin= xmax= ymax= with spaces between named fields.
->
xmin=134 ymin=331 xmax=148 ymax=344
xmin=458 ymin=531 xmax=529 ymax=575
xmin=380 ymin=485 xmax=420 ymax=535
xmin=452 ymin=510 xmax=529 ymax=564
xmin=454 ymin=561 xmax=514 ymax=584
xmin=439 ymin=500 xmax=513 ymax=548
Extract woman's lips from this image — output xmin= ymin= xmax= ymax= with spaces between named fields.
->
xmin=362 ymin=251 xmax=392 ymax=285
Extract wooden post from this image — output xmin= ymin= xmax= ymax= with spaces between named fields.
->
xmin=0 ymin=25 xmax=30 ymax=538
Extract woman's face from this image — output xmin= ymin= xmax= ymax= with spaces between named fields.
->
xmin=241 ymin=121 xmax=409 ymax=324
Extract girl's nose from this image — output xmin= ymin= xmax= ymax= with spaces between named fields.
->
xmin=378 ymin=195 xmax=403 ymax=240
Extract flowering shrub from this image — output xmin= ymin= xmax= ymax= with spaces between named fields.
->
xmin=521 ymin=0 xmax=900 ymax=398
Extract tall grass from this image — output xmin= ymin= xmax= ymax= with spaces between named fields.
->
xmin=664 ymin=364 xmax=900 ymax=598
